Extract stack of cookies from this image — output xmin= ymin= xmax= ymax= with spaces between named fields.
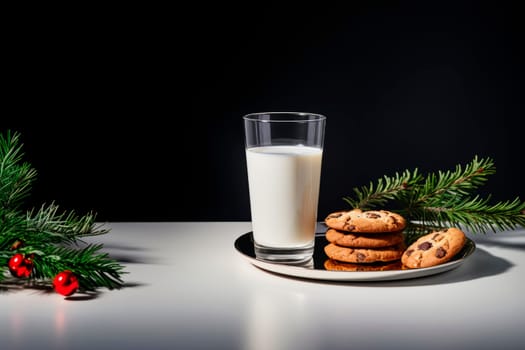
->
xmin=323 ymin=209 xmax=407 ymax=271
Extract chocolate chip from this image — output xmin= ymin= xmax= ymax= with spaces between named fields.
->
xmin=436 ymin=247 xmax=447 ymax=258
xmin=357 ymin=253 xmax=366 ymax=262
xmin=418 ymin=241 xmax=432 ymax=250
xmin=328 ymin=213 xmax=343 ymax=219
xmin=346 ymin=224 xmax=356 ymax=231
xmin=406 ymin=249 xmax=414 ymax=256
xmin=366 ymin=213 xmax=381 ymax=219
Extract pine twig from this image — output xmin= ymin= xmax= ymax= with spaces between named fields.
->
xmin=0 ymin=130 xmax=38 ymax=211
xmin=342 ymin=155 xmax=525 ymax=235
xmin=415 ymin=195 xmax=525 ymax=234
xmin=25 ymin=202 xmax=109 ymax=245
xmin=30 ymin=244 xmax=125 ymax=291
xmin=0 ymin=130 xmax=126 ymax=291
xmin=343 ymin=169 xmax=422 ymax=210
xmin=408 ymin=155 xmax=496 ymax=207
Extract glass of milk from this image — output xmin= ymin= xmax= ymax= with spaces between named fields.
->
xmin=244 ymin=112 xmax=326 ymax=263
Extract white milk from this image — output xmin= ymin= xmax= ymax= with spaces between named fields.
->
xmin=246 ymin=145 xmax=323 ymax=248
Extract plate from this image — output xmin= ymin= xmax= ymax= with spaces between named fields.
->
xmin=234 ymin=232 xmax=476 ymax=281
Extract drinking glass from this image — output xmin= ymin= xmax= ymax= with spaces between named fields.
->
xmin=244 ymin=112 xmax=326 ymax=262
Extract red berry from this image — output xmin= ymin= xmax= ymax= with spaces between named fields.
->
xmin=8 ymin=253 xmax=33 ymax=278
xmin=53 ymin=270 xmax=79 ymax=296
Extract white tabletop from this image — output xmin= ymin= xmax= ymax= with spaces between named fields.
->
xmin=1 ymin=222 xmax=524 ymax=350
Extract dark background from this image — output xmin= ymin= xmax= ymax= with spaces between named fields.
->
xmin=3 ymin=2 xmax=524 ymax=221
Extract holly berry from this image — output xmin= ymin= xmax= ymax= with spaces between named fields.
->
xmin=8 ymin=253 xmax=33 ymax=278
xmin=53 ymin=270 xmax=79 ymax=296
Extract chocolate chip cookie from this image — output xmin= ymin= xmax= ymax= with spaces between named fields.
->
xmin=324 ymin=242 xmax=405 ymax=263
xmin=401 ymin=228 xmax=467 ymax=268
xmin=324 ymin=259 xmax=402 ymax=271
xmin=325 ymin=209 xmax=407 ymax=233
xmin=325 ymin=228 xmax=404 ymax=248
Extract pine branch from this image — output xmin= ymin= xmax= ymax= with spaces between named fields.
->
xmin=0 ymin=130 xmax=126 ymax=292
xmin=342 ymin=155 xmax=525 ymax=235
xmin=25 ymin=202 xmax=109 ymax=245
xmin=29 ymin=244 xmax=125 ymax=291
xmin=411 ymin=196 xmax=525 ymax=234
xmin=343 ymin=169 xmax=423 ymax=209
xmin=408 ymin=156 xmax=496 ymax=207
xmin=0 ymin=131 xmax=38 ymax=211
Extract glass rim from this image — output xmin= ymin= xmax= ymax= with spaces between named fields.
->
xmin=243 ymin=111 xmax=326 ymax=122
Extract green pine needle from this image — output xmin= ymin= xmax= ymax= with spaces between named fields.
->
xmin=414 ymin=195 xmax=525 ymax=234
xmin=30 ymin=244 xmax=125 ymax=291
xmin=342 ymin=156 xmax=525 ymax=235
xmin=0 ymin=130 xmax=126 ymax=290
xmin=0 ymin=130 xmax=38 ymax=211
xmin=343 ymin=169 xmax=423 ymax=209
xmin=25 ymin=202 xmax=109 ymax=245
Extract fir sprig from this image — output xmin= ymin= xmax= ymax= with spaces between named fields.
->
xmin=411 ymin=195 xmax=525 ymax=234
xmin=405 ymin=156 xmax=496 ymax=209
xmin=25 ymin=202 xmax=109 ymax=245
xmin=30 ymin=244 xmax=125 ymax=290
xmin=342 ymin=156 xmax=525 ymax=236
xmin=343 ymin=169 xmax=423 ymax=209
xmin=0 ymin=130 xmax=126 ymax=290
xmin=0 ymin=131 xmax=37 ymax=211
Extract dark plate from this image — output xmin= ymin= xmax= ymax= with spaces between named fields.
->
xmin=234 ymin=232 xmax=476 ymax=281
